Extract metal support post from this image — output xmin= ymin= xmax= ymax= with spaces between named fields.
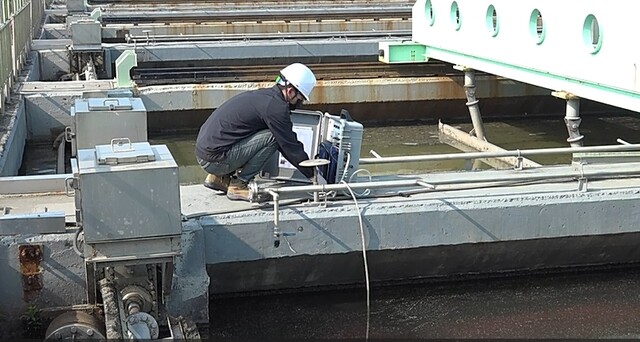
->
xmin=300 ymin=158 xmax=330 ymax=203
xmin=553 ymin=91 xmax=584 ymax=147
xmin=268 ymin=190 xmax=280 ymax=248
xmin=456 ymin=65 xmax=486 ymax=141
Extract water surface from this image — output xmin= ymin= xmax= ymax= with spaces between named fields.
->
xmin=148 ymin=114 xmax=640 ymax=184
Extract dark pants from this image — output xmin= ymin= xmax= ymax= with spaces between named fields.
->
xmin=197 ymin=129 xmax=277 ymax=183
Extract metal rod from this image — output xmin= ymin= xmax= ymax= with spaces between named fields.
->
xmin=360 ymin=144 xmax=640 ymax=165
xmin=268 ymin=190 xmax=281 ymax=248
xmin=102 ymin=7 xmax=412 ymax=23
xmin=617 ymin=138 xmax=631 ymax=145
xmin=265 ymin=161 xmax=640 ymax=197
xmin=266 ymin=179 xmax=429 ymax=194
xmin=124 ymin=30 xmax=411 ymax=42
xmin=369 ymin=150 xmax=382 ymax=158
xmin=56 ymin=137 xmax=65 ymax=174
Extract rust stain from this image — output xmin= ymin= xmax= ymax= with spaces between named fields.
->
xmin=192 ymin=83 xmax=209 ymax=108
xmin=18 ymin=245 xmax=43 ymax=302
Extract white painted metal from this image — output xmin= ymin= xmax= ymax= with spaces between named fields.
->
xmin=411 ymin=0 xmax=640 ymax=112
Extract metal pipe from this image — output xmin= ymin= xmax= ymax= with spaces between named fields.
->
xmin=369 ymin=150 xmax=383 ymax=158
xmin=266 ymin=179 xmax=430 ymax=194
xmin=56 ymin=134 xmax=66 ymax=174
xmin=463 ymin=68 xmax=486 ymax=140
xmin=124 ymin=30 xmax=411 ymax=42
xmin=360 ymin=144 xmax=640 ymax=165
xmin=564 ymin=96 xmax=584 ymax=147
xmin=617 ymin=138 xmax=631 ymax=145
xmin=265 ymin=161 xmax=640 ymax=197
xmin=268 ymin=190 xmax=281 ymax=248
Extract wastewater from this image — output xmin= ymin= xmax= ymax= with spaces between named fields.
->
xmin=160 ymin=113 xmax=640 ymax=340
xmin=18 ymin=112 xmax=640 ymax=339
xmin=207 ymin=264 xmax=640 ymax=339
xmin=21 ymin=114 xmax=640 ymax=181
xmin=143 ymin=113 xmax=640 ymax=185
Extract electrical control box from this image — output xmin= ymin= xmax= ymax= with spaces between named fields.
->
xmin=69 ymin=97 xmax=147 ymax=157
xmin=259 ymin=109 xmax=363 ymax=184
xmin=318 ymin=110 xmax=364 ymax=184
xmin=259 ymin=110 xmax=323 ymax=183
xmin=74 ymin=141 xmax=182 ymax=259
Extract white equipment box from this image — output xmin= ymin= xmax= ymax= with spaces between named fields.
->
xmin=260 ymin=110 xmax=323 ymax=183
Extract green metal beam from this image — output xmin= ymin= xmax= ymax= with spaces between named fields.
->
xmin=378 ymin=41 xmax=428 ymax=64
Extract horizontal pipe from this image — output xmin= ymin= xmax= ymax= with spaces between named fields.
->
xmin=264 ymin=161 xmax=640 ymax=196
xmin=360 ymin=144 xmax=640 ymax=165
xmin=265 ymin=179 xmax=424 ymax=194
xmin=125 ymin=30 xmax=411 ymax=42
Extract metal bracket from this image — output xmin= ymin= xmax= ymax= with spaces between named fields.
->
xmin=19 ymin=245 xmax=43 ymax=301
xmin=514 ymin=150 xmax=524 ymax=171
xmin=319 ymin=192 xmax=329 ymax=208
xmin=273 ymin=225 xmax=280 ymax=248
xmin=575 ymin=162 xmax=588 ymax=192
xmin=378 ymin=41 xmax=428 ymax=64
xmin=65 ymin=177 xmax=78 ymax=197
xmin=64 ymin=126 xmax=75 ymax=142
xmin=577 ymin=177 xmax=588 ymax=192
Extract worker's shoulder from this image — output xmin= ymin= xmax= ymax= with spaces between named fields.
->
xmin=251 ymin=85 xmax=279 ymax=96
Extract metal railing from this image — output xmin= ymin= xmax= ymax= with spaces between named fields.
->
xmin=360 ymin=143 xmax=640 ymax=165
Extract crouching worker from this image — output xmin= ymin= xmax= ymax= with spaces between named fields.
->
xmin=194 ymin=62 xmax=317 ymax=201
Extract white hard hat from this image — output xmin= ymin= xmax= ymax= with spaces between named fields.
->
xmin=279 ymin=63 xmax=316 ymax=101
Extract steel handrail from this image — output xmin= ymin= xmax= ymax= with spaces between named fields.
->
xmin=360 ymin=144 xmax=640 ymax=165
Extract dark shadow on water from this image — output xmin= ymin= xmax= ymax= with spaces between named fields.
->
xmin=209 ymin=263 xmax=640 ymax=339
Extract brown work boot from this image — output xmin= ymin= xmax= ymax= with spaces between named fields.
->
xmin=203 ymin=174 xmax=230 ymax=193
xmin=226 ymin=179 xmax=251 ymax=201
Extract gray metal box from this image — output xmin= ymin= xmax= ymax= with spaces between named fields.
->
xmin=322 ymin=112 xmax=364 ymax=183
xmin=71 ymin=97 xmax=147 ymax=155
xmin=66 ymin=0 xmax=86 ymax=13
xmin=76 ymin=142 xmax=181 ymax=243
xmin=70 ymin=19 xmax=102 ymax=51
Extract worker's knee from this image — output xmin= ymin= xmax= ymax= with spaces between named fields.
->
xmin=256 ymin=129 xmax=276 ymax=147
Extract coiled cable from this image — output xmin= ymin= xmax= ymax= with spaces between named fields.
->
xmin=73 ymin=226 xmax=85 ymax=258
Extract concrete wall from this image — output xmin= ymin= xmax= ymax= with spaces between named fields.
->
xmin=0 ymin=52 xmax=41 ymax=176
xmin=24 ymin=93 xmax=78 ymax=141
xmin=36 ymin=49 xmax=70 ymax=81
xmin=0 ymin=99 xmax=27 ymax=176
xmin=199 ymin=176 xmax=640 ymax=293
xmin=0 ymin=233 xmax=86 ymax=338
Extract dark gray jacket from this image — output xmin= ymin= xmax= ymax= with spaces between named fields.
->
xmin=195 ymin=85 xmax=313 ymax=178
